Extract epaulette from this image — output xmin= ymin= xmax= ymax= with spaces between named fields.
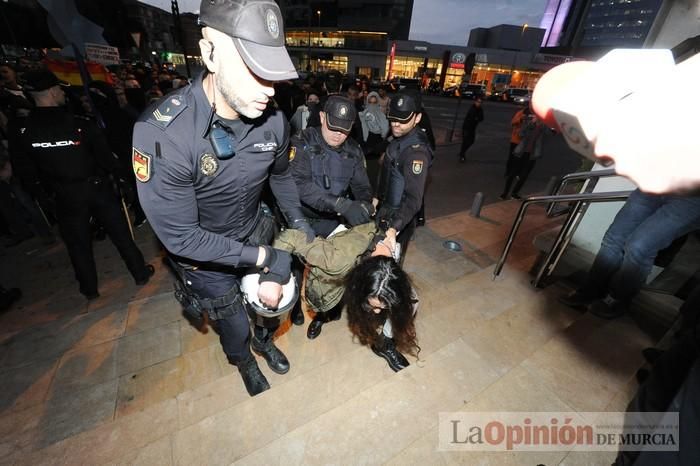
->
xmin=145 ymin=95 xmax=188 ymax=129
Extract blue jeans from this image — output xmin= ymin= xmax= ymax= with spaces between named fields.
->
xmin=582 ymin=189 xmax=700 ymax=302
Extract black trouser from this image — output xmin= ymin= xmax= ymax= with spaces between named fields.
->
xmin=184 ymin=268 xmax=280 ymax=364
xmin=459 ymin=128 xmax=476 ymax=158
xmin=55 ymin=178 xmax=148 ymax=295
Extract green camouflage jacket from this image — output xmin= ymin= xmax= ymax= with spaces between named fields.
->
xmin=273 ymin=222 xmax=376 ymax=312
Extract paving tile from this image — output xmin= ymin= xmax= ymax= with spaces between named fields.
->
xmin=174 ymin=344 xmax=393 ymax=464
xmin=520 ymin=314 xmax=653 ymax=413
xmin=0 ymin=379 xmax=119 ymax=460
xmin=36 ymin=378 xmax=118 ymax=447
xmin=461 ymin=298 xmax=580 ymax=376
xmin=234 ymin=338 xmax=501 ymax=465
xmin=125 ymin=292 xmax=183 ymax=335
xmin=115 ymin=321 xmax=182 ymax=376
xmin=388 ymin=365 xmax=583 ymax=466
xmin=0 ymin=357 xmax=58 ymax=413
xmin=0 ymin=402 xmax=45 ymax=462
xmin=17 ymin=398 xmax=178 ymax=465
xmin=117 ymin=345 xmax=223 ymax=418
xmin=176 ymin=373 xmax=250 ymax=429
xmin=69 ymin=304 xmax=129 ymax=350
xmin=179 ymin=319 xmax=220 ymax=354
xmin=0 ymin=304 xmax=127 ymax=370
xmin=51 ymin=339 xmax=118 ymax=394
xmin=105 ymin=435 xmax=173 ymax=466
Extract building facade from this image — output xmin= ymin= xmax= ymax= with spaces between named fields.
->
xmin=385 ymin=38 xmax=572 ymax=92
xmin=538 ymin=0 xmax=692 ymax=59
xmin=278 ymin=0 xmax=413 ymax=75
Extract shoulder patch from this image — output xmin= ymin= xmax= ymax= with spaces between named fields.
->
xmin=288 ymin=146 xmax=296 ymax=162
xmin=411 ymin=159 xmax=424 ymax=175
xmin=148 ymin=96 xmax=187 ymax=129
xmin=133 ymin=147 xmax=152 ymax=182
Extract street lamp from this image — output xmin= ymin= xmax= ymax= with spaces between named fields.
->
xmin=316 ymin=10 xmax=321 ymax=28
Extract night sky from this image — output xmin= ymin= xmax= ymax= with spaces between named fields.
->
xmin=140 ymin=0 xmax=548 ymax=45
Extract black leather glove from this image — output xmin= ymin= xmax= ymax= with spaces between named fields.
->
xmin=258 ymin=245 xmax=292 ymax=285
xmin=336 ymin=198 xmax=374 ymax=226
xmin=375 ymin=206 xmax=396 ymax=231
xmin=290 ymin=218 xmax=315 ymax=243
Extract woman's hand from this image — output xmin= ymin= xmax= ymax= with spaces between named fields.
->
xmin=384 ymin=228 xmax=398 ymax=251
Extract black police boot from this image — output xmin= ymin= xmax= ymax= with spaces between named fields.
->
xmin=371 ymin=334 xmax=410 ymax=372
xmin=291 ymin=301 xmax=305 ymax=326
xmin=251 ymin=328 xmax=290 ymax=375
xmin=236 ymin=355 xmax=270 ymax=396
xmin=307 ymin=305 xmax=341 ymax=340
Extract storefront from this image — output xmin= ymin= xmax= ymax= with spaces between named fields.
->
xmin=285 ymin=30 xmax=387 ymax=77
xmin=384 ymin=41 xmax=574 ymax=91
xmin=284 ymin=33 xmax=573 ymax=89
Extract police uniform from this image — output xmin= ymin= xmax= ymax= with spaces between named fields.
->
xmin=289 ymin=96 xmax=373 ymax=237
xmin=12 ymin=71 xmax=152 ymax=299
xmin=134 ymin=67 xmax=310 ymax=355
xmin=377 ymin=91 xmax=433 ymax=258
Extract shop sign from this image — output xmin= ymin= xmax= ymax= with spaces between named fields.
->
xmin=450 ymin=52 xmax=466 ymax=69
xmin=475 ymin=53 xmax=488 ymax=64
xmin=533 ymin=53 xmax=573 ymax=65
xmin=413 ymin=45 xmax=428 ymax=52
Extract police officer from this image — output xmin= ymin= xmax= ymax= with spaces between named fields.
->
xmin=289 ymin=95 xmax=374 ymax=338
xmin=11 ymin=70 xmax=154 ymax=300
xmin=376 ymin=90 xmax=433 ymax=261
xmin=133 ymin=0 xmax=314 ymax=397
xmin=290 ymin=95 xmax=374 ymax=238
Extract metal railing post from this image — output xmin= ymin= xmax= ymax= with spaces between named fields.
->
xmin=492 ymin=191 xmax=633 ymax=280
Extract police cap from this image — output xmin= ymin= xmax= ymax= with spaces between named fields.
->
xmin=199 ymin=0 xmax=298 ymax=81
xmin=323 ymin=95 xmax=356 ymax=133
xmin=388 ymin=90 xmax=422 ymax=123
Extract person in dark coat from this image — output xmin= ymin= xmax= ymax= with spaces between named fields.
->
xmin=458 ymin=96 xmax=484 ymax=162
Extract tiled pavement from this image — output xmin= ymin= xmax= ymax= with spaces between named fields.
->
xmin=0 ymin=201 xmax=657 ymax=465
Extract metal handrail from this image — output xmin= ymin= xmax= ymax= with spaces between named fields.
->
xmin=492 ymin=190 xmax=633 ymax=280
xmin=546 ymin=169 xmax=618 ymax=216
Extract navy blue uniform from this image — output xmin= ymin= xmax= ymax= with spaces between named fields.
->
xmin=12 ymin=107 xmax=150 ymax=297
xmin=377 ymin=128 xmax=432 ymax=260
xmin=133 ymin=72 xmax=304 ymax=362
xmin=289 ymin=126 xmax=372 ymax=236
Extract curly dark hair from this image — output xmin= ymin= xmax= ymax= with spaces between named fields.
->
xmin=345 ymin=255 xmax=420 ymax=357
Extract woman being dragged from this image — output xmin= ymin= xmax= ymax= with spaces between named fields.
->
xmin=274 ymin=223 xmax=419 ymax=371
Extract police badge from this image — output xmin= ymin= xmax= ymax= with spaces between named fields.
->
xmin=200 ymin=153 xmax=219 ymax=177
xmin=266 ymin=9 xmax=279 ymax=39
xmin=412 ymin=160 xmax=424 ymax=175
xmin=133 ymin=147 xmax=151 ymax=182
